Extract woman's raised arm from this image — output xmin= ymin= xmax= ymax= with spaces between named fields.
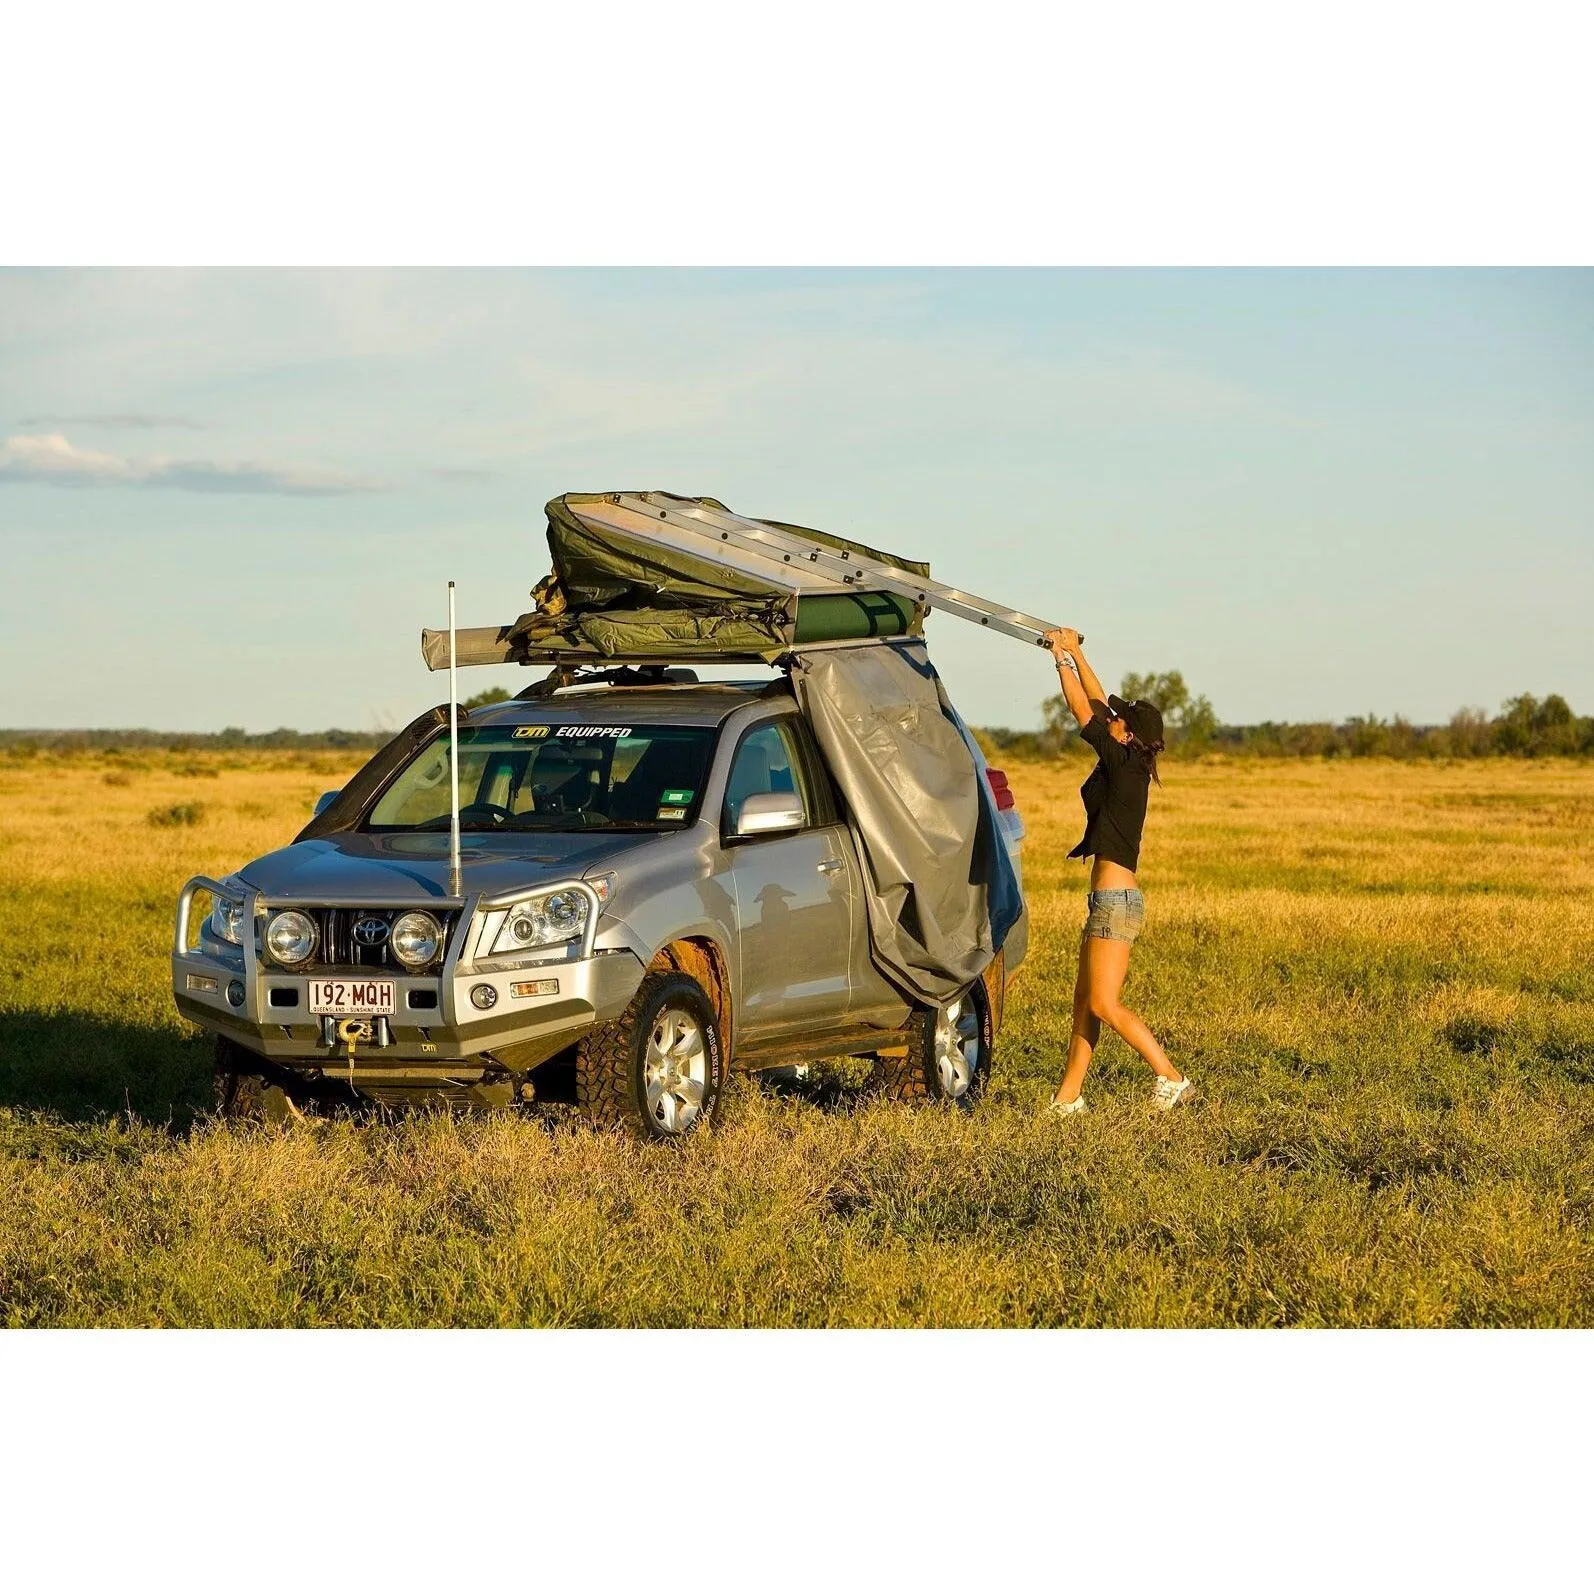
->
xmin=1044 ymin=627 xmax=1096 ymax=728
xmin=1070 ymin=642 xmax=1109 ymax=706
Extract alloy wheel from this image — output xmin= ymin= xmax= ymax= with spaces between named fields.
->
xmin=933 ymin=995 xmax=982 ymax=1099
xmin=642 ymin=1006 xmax=709 ymax=1133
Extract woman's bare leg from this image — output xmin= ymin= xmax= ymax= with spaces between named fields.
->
xmin=1055 ymin=947 xmax=1101 ymax=1103
xmin=1062 ymin=937 xmax=1182 ymax=1092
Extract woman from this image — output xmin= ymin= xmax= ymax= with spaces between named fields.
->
xmin=1042 ymin=627 xmax=1192 ymax=1115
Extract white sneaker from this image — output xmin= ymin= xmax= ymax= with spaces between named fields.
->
xmin=1048 ymin=1096 xmax=1089 ymax=1117
xmin=1153 ymin=1076 xmax=1194 ymax=1111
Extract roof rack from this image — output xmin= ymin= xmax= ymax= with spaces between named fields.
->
xmin=514 ymin=664 xmax=701 ymax=699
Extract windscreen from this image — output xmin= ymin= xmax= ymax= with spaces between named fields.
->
xmin=365 ymin=723 xmax=717 ymax=832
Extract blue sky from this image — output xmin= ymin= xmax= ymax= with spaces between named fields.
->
xmin=1 ymin=268 xmax=1589 ymax=733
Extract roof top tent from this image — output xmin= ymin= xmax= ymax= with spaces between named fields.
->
xmin=417 ymin=491 xmax=1050 ymax=1005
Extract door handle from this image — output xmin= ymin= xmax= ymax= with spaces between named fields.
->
xmin=817 ymin=858 xmax=844 ymax=875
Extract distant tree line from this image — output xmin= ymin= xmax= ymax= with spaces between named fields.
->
xmin=0 ymin=688 xmax=522 ymax=753
xmin=979 ymin=677 xmax=1594 ymax=760
xmin=0 ymin=726 xmax=388 ymax=753
xmin=4 ymin=681 xmax=1588 ymax=761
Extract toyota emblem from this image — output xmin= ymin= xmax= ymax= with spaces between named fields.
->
xmin=352 ymin=915 xmax=389 ymax=947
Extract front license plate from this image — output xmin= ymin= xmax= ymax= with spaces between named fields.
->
xmin=308 ymin=979 xmax=395 ymax=1016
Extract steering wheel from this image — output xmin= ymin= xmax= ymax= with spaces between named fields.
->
xmin=457 ymin=800 xmax=513 ymax=827
xmin=532 ymin=779 xmax=594 ymax=815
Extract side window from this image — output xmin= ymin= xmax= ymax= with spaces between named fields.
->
xmin=723 ymin=720 xmax=813 ymax=831
xmin=786 ymin=715 xmax=841 ymax=828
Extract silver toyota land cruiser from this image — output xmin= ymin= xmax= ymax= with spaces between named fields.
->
xmin=172 ymin=675 xmax=1027 ymax=1136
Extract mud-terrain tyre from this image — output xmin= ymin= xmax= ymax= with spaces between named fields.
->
xmin=874 ymin=978 xmax=993 ymax=1109
xmin=213 ymin=1036 xmax=267 ymax=1122
xmin=213 ymin=1036 xmax=306 ymax=1123
xmin=576 ymin=971 xmax=725 ymax=1138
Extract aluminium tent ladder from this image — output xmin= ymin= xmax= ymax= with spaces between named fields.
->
xmin=608 ymin=492 xmax=1070 ymax=649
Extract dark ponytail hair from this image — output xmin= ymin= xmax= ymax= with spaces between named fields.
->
xmin=1127 ymin=732 xmax=1163 ymax=785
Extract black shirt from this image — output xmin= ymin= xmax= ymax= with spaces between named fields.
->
xmin=1068 ymin=706 xmax=1151 ymax=873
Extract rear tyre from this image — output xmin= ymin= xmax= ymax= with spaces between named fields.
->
xmin=576 ymin=971 xmax=725 ymax=1138
xmin=874 ymin=978 xmax=993 ymax=1109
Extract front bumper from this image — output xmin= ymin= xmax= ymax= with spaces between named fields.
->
xmin=171 ymin=876 xmax=646 ymax=1075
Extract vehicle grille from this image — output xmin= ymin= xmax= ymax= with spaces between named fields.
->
xmin=296 ymin=907 xmax=458 ymax=972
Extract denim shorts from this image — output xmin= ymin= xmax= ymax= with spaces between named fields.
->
xmin=1083 ymin=888 xmax=1145 ymax=944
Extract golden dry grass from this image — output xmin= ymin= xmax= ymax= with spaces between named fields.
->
xmin=1 ymin=747 xmax=1591 ymax=1326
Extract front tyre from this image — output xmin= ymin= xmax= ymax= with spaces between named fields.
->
xmin=875 ymin=978 xmax=993 ymax=1109
xmin=576 ymin=971 xmax=725 ymax=1138
xmin=213 ymin=1035 xmax=266 ymax=1121
xmin=213 ymin=1036 xmax=301 ymax=1124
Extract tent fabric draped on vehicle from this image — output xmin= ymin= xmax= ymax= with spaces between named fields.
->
xmin=791 ymin=641 xmax=1020 ymax=1006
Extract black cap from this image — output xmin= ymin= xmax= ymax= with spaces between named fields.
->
xmin=1108 ymin=694 xmax=1165 ymax=749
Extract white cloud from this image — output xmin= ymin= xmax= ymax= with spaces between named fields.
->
xmin=0 ymin=432 xmax=380 ymax=495
xmin=0 ymin=433 xmax=131 ymax=482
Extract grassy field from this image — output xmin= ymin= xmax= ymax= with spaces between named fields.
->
xmin=1 ymin=746 xmax=1591 ymax=1327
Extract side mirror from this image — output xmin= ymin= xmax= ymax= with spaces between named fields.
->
xmin=313 ymin=790 xmax=342 ymax=818
xmin=733 ymin=790 xmax=805 ymax=837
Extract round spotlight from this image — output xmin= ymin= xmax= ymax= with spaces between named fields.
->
xmin=226 ymin=978 xmax=246 ymax=1008
xmin=470 ymin=983 xmax=499 ymax=1011
xmin=391 ymin=910 xmax=443 ymax=970
xmin=265 ymin=909 xmax=318 ymax=967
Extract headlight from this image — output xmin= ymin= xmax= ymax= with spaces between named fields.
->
xmin=489 ymin=888 xmax=590 ymax=956
xmin=390 ymin=910 xmax=444 ymax=970
xmin=209 ymin=891 xmax=245 ymax=945
xmin=265 ymin=909 xmax=318 ymax=966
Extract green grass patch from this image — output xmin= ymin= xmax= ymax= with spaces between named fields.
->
xmin=1 ymin=755 xmax=1592 ymax=1326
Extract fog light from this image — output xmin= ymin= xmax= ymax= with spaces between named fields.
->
xmin=264 ymin=909 xmax=318 ymax=967
xmin=186 ymin=973 xmax=219 ymax=993
xmin=390 ymin=909 xmax=443 ymax=970
xmin=469 ymin=983 xmax=498 ymax=1010
xmin=509 ymin=978 xmax=559 ymax=999
xmin=226 ymin=978 xmax=246 ymax=1008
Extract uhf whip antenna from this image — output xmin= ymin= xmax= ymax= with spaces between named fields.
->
xmin=447 ymin=580 xmax=462 ymax=899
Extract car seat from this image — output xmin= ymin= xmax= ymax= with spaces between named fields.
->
xmin=610 ymin=738 xmax=705 ymax=822
xmin=528 ymin=745 xmax=598 ymax=814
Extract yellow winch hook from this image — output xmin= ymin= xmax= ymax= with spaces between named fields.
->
xmin=336 ymin=1017 xmax=366 ymax=1088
